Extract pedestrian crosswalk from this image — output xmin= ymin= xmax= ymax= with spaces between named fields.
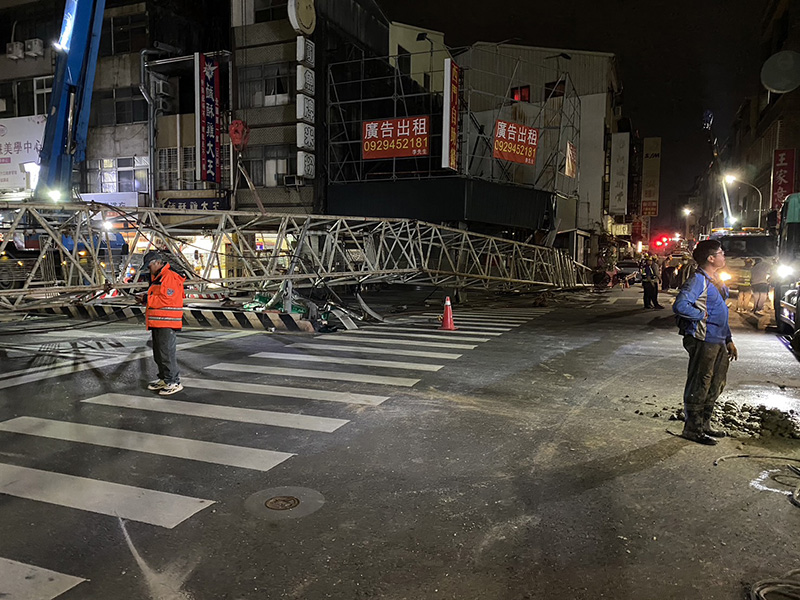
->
xmin=0 ymin=307 xmax=553 ymax=598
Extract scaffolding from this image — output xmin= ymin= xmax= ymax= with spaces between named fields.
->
xmin=0 ymin=203 xmax=591 ymax=311
xmin=327 ymin=45 xmax=581 ymax=198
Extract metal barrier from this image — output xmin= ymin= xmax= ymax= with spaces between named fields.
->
xmin=0 ymin=202 xmax=589 ymax=310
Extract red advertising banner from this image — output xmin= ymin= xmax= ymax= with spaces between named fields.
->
xmin=492 ymin=119 xmax=539 ymax=166
xmin=772 ymin=148 xmax=796 ymax=209
xmin=441 ymin=58 xmax=460 ymax=170
xmin=362 ymin=116 xmax=430 ymax=160
xmin=199 ymin=55 xmax=221 ymax=183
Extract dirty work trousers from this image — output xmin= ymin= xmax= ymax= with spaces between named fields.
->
xmin=682 ymin=336 xmax=729 ymax=434
xmin=642 ymin=281 xmax=659 ymax=308
xmin=151 ymin=327 xmax=180 ymax=384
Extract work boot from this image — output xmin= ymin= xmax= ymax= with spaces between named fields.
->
xmin=681 ymin=430 xmax=718 ymax=445
xmin=703 ymin=423 xmax=726 ymax=438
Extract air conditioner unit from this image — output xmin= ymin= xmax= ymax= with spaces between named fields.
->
xmin=283 ymin=175 xmax=304 ymax=187
xmin=6 ymin=42 xmax=23 ymax=60
xmin=24 ymin=38 xmax=43 ymax=57
xmin=154 ymin=79 xmax=172 ymax=97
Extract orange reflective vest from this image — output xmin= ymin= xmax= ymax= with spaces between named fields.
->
xmin=145 ymin=263 xmax=185 ymax=329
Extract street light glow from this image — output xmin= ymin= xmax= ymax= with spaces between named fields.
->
xmin=725 ymin=174 xmax=737 ymax=184
xmin=682 ymin=208 xmax=692 ymax=216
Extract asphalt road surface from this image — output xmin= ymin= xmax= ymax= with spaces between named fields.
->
xmin=1 ymin=287 xmax=799 ymax=600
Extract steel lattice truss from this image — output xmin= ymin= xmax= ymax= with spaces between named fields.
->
xmin=0 ymin=202 xmax=590 ymax=310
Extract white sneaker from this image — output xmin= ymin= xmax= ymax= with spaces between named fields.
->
xmin=148 ymin=379 xmax=167 ymax=391
xmin=159 ymin=383 xmax=184 ymax=396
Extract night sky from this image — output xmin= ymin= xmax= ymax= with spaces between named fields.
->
xmin=377 ymin=0 xmax=767 ymax=230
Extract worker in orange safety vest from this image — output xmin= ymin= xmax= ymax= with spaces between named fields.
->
xmin=140 ymin=251 xmax=185 ymax=395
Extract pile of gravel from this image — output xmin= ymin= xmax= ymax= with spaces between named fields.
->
xmin=662 ymin=401 xmax=800 ymax=439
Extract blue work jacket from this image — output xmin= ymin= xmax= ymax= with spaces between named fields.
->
xmin=673 ymin=269 xmax=732 ymax=345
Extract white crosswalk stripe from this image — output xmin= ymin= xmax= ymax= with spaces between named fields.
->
xmin=250 ymin=351 xmax=444 ymax=372
xmin=0 ymin=417 xmax=294 ymax=473
xmin=206 ymin=362 xmax=421 ymax=387
xmin=343 ymin=330 xmax=490 ymax=343
xmin=0 ymin=463 xmax=213 ymax=529
xmin=82 ymin=393 xmax=348 ymax=432
xmin=183 ymin=377 xmax=390 ymax=405
xmin=0 ymin=557 xmax=86 ymax=600
xmin=371 ymin=325 xmax=505 ymax=336
xmin=290 ymin=342 xmax=462 ymax=359
xmin=420 ymin=312 xmax=530 ymax=321
xmin=326 ymin=335 xmax=477 ymax=349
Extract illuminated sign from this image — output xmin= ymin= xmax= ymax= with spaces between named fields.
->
xmin=362 ymin=116 xmax=430 ymax=160
xmin=772 ymin=149 xmax=796 ymax=209
xmin=492 ymin=119 xmax=539 ymax=166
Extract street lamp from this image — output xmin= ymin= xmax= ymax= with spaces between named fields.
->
xmin=724 ymin=174 xmax=764 ymax=227
xmin=682 ymin=207 xmax=692 ymax=239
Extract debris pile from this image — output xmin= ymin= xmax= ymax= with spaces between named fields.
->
xmin=663 ymin=400 xmax=800 ymax=439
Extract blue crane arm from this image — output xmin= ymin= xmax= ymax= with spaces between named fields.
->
xmin=34 ymin=0 xmax=106 ymax=201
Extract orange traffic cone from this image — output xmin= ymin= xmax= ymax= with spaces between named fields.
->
xmin=439 ymin=296 xmax=457 ymax=331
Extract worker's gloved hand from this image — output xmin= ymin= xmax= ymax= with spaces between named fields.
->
xmin=135 ymin=293 xmax=146 ymax=305
xmin=726 ymin=342 xmax=738 ymax=361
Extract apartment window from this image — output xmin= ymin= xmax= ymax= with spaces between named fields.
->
xmin=34 ymin=77 xmax=53 ymax=115
xmin=88 ymin=157 xmax=148 ymax=193
xmin=158 ymin=148 xmax=179 ymax=190
xmin=511 ymin=85 xmax=530 ymax=102
xmin=544 ymin=80 xmax=565 ymax=100
xmin=397 ymin=46 xmax=411 ymax=77
xmin=100 ymin=14 xmax=148 ymax=57
xmin=239 ymin=64 xmax=293 ymax=108
xmin=116 ymin=87 xmax=147 ymax=124
xmin=241 ymin=145 xmax=295 ymax=188
xmin=254 ymin=0 xmax=289 ymax=23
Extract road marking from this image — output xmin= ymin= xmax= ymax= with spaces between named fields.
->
xmin=0 ymin=417 xmax=294 ymax=473
xmin=421 ymin=313 xmax=530 ymax=323
xmin=0 ymin=557 xmax=86 ymax=600
xmin=0 ymin=463 xmax=213 ymax=529
xmin=398 ymin=317 xmax=520 ymax=329
xmin=0 ymin=331 xmax=257 ymax=390
xmin=183 ymin=377 xmax=389 ymax=405
xmin=35 ymin=330 xmax=148 ymax=339
xmin=206 ymin=362 xmax=420 ymax=387
xmin=82 ymin=393 xmax=348 ymax=433
xmin=327 ymin=336 xmax=477 ymax=350
xmin=443 ymin=319 xmax=522 ymax=327
xmin=250 ymin=351 xmax=443 ymax=372
xmin=421 ymin=311 xmax=530 ymax=319
xmin=371 ymin=326 xmax=505 ymax=336
xmin=289 ymin=342 xmax=461 ymax=360
xmin=344 ymin=330 xmax=490 ymax=343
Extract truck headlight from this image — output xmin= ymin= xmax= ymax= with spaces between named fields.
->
xmin=777 ymin=264 xmax=795 ymax=279
xmin=719 ymin=271 xmax=732 ymax=282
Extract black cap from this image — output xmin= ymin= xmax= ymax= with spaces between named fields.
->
xmin=142 ymin=250 xmax=164 ymax=267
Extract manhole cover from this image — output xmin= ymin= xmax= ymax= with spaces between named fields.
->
xmin=244 ymin=486 xmax=324 ymax=521
xmin=265 ymin=495 xmax=300 ymax=511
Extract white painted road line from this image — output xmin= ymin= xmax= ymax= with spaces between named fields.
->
xmin=398 ymin=317 xmax=520 ymax=329
xmin=290 ymin=342 xmax=462 ymax=360
xmin=0 ymin=331 xmax=257 ymax=390
xmin=0 ymin=417 xmax=294 ymax=473
xmin=82 ymin=393 xmax=348 ymax=433
xmin=327 ymin=336 xmax=477 ymax=350
xmin=0 ymin=463 xmax=213 ymax=529
xmin=370 ymin=326 xmax=505 ymax=336
xmin=250 ymin=351 xmax=444 ymax=372
xmin=0 ymin=557 xmax=86 ymax=600
xmin=345 ymin=330 xmax=491 ymax=343
xmin=421 ymin=311 xmax=530 ymax=320
xmin=206 ymin=362 xmax=421 ymax=387
xmin=183 ymin=377 xmax=390 ymax=406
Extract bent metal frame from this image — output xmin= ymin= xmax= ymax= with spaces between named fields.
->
xmin=0 ymin=202 xmax=590 ymax=311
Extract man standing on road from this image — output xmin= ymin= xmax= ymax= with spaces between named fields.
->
xmin=141 ymin=251 xmax=185 ymax=395
xmin=673 ymin=240 xmax=738 ymax=445
xmin=640 ymin=257 xmax=664 ymax=310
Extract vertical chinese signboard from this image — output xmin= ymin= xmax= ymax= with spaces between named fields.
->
xmin=640 ymin=137 xmax=661 ymax=217
xmin=772 ymin=149 xmax=796 ymax=209
xmin=441 ymin=58 xmax=460 ymax=170
xmin=362 ymin=116 xmax=430 ymax=159
xmin=197 ymin=54 xmax=221 ymax=183
xmin=492 ymin=119 xmax=539 ymax=166
xmin=609 ymin=132 xmax=630 ymax=215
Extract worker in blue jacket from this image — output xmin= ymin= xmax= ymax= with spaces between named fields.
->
xmin=672 ymin=239 xmax=738 ymax=445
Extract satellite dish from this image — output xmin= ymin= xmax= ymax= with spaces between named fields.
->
xmin=761 ymin=51 xmax=800 ymax=94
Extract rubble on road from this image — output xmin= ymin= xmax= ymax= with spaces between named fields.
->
xmin=660 ymin=400 xmax=800 ymax=439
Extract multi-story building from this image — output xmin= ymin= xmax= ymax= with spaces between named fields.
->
xmin=694 ymin=0 xmax=800 ymax=232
